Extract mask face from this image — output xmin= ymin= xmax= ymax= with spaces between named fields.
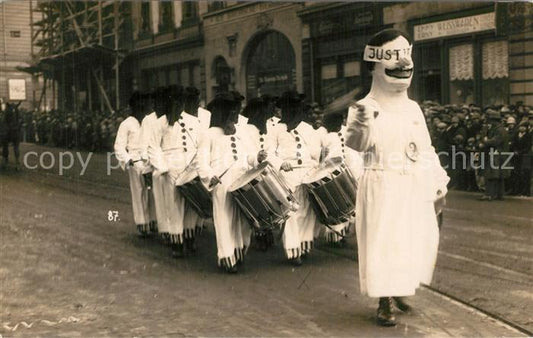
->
xmin=367 ymin=36 xmax=414 ymax=91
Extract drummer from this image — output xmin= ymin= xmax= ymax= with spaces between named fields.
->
xmin=320 ymin=112 xmax=364 ymax=245
xmin=113 ymin=92 xmax=151 ymax=236
xmin=148 ymin=85 xmax=197 ymax=258
xmin=261 ymin=94 xmax=281 ymax=133
xmin=179 ymin=86 xmax=205 ymax=254
xmin=197 ymin=91 xmax=252 ymax=273
xmin=140 ymin=87 xmax=171 ymax=241
xmin=240 ymin=97 xmax=276 ymax=250
xmin=266 ymin=90 xmax=324 ymax=266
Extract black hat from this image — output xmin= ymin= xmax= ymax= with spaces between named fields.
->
xmin=128 ymin=91 xmax=142 ymax=109
xmin=184 ymin=86 xmax=200 ymax=99
xmin=276 ymin=90 xmax=305 ymax=108
xmin=242 ymin=97 xmax=268 ymax=118
xmin=206 ymin=91 xmax=236 ymax=112
xmin=323 ymin=112 xmax=344 ymax=133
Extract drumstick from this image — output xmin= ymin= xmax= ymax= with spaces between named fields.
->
xmin=209 ymin=161 xmax=236 ymax=188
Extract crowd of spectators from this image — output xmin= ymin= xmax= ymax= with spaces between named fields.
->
xmin=23 ymin=109 xmax=129 ymax=152
xmin=420 ymin=101 xmax=532 ymax=197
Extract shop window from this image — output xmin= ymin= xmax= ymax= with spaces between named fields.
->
xmin=449 ymin=44 xmax=474 ymax=105
xmin=416 ymin=43 xmax=441 ymax=103
xmin=169 ymin=67 xmax=178 ymax=85
xmin=139 ymin=1 xmax=151 ymax=37
xmin=343 ymin=61 xmax=360 ymax=78
xmin=159 ymin=2 xmax=174 ymax=33
xmin=321 ymin=64 xmax=337 ymax=80
xmin=213 ymin=56 xmax=231 ymax=93
xmin=320 ymin=59 xmax=360 ymax=106
xmin=482 ymin=40 xmax=509 ymax=106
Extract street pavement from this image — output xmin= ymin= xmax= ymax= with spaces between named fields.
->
xmin=0 ymin=143 xmax=530 ymax=336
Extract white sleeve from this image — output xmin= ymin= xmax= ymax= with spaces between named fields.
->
xmin=345 ymin=104 xmax=375 ymax=152
xmin=113 ymin=120 xmax=131 ymax=170
xmin=147 ymin=118 xmax=168 ymax=174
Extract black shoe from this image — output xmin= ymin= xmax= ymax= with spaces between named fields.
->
xmin=137 ymin=224 xmax=148 ymax=237
xmin=393 ymin=297 xmax=412 ymax=313
xmin=184 ymin=237 xmax=197 ymax=254
xmin=225 ymin=264 xmax=238 ymax=273
xmin=377 ymin=297 xmax=396 ymax=327
xmin=171 ymin=243 xmax=185 ymax=258
xmin=289 ymin=257 xmax=303 ymax=266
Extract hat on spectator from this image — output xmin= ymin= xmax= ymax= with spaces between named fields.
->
xmin=486 ymin=108 xmax=501 ymax=121
xmin=501 ymin=106 xmax=511 ymax=113
xmin=437 ymin=122 xmax=447 ymax=129
xmin=507 ymin=116 xmax=516 ymax=124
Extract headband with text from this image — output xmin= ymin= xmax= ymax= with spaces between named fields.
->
xmin=363 ymin=45 xmax=412 ymax=63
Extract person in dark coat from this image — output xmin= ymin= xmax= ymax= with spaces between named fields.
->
xmin=1 ymin=101 xmax=22 ymax=170
xmin=478 ymin=109 xmax=510 ymax=201
xmin=510 ymin=121 xmax=532 ymax=196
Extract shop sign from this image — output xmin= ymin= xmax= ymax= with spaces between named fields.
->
xmin=8 ymin=79 xmax=26 ymax=101
xmin=414 ymin=12 xmax=495 ymax=42
xmin=312 ymin=9 xmax=377 ymax=37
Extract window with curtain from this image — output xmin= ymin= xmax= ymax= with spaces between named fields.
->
xmin=449 ymin=44 xmax=474 ymax=105
xmin=481 ymin=40 xmax=509 ymax=106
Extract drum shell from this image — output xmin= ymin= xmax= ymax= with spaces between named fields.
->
xmin=305 ymin=163 xmax=356 ymax=225
xmin=230 ymin=164 xmax=297 ymax=230
xmin=177 ymin=176 xmax=213 ymax=219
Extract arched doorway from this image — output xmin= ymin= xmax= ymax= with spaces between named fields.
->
xmin=212 ymin=56 xmax=232 ymax=94
xmin=245 ymin=31 xmax=296 ymax=98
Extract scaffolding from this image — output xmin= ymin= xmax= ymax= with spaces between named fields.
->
xmin=31 ymin=0 xmax=132 ymax=113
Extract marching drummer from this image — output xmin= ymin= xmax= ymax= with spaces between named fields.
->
xmin=197 ymin=91 xmax=252 ymax=273
xmin=320 ymin=112 xmax=364 ymax=245
xmin=240 ymin=97 xmax=276 ymax=250
xmin=344 ymin=29 xmax=449 ymax=326
xmin=178 ymin=86 xmax=205 ymax=254
xmin=148 ymin=85 xmax=196 ymax=258
xmin=114 ymin=92 xmax=152 ymax=236
xmin=266 ymin=90 xmax=324 ymax=266
xmin=139 ymin=88 xmax=170 ymax=239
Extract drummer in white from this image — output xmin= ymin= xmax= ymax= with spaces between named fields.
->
xmin=114 ymin=92 xmax=151 ymax=236
xmin=344 ymin=29 xmax=449 ymax=326
xmin=267 ymin=90 xmax=324 ymax=266
xmin=197 ymin=91 xmax=252 ymax=273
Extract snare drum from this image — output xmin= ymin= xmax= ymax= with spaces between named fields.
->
xmin=177 ymin=171 xmax=213 ymax=219
xmin=302 ymin=157 xmax=357 ymax=225
xmin=229 ymin=162 xmax=299 ymax=230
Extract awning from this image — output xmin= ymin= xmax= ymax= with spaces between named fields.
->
xmin=38 ymin=44 xmax=119 ymax=69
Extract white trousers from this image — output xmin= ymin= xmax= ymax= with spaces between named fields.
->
xmin=127 ymin=166 xmax=150 ymax=225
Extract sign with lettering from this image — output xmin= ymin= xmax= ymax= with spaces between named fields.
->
xmin=414 ymin=12 xmax=495 ymax=42
xmin=364 ymin=46 xmax=412 ymax=62
xmin=8 ymin=79 xmax=26 ymax=101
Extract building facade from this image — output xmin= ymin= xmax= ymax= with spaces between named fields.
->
xmin=0 ymin=1 xmax=43 ymax=111
xmin=29 ymin=1 xmax=533 ymax=113
xmin=202 ymin=2 xmax=305 ymax=101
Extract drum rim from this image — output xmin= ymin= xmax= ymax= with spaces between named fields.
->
xmin=301 ymin=156 xmax=345 ymax=184
xmin=228 ymin=161 xmax=271 ymax=192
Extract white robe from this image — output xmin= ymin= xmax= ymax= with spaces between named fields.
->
xmin=197 ymin=127 xmax=253 ymax=268
xmin=138 ymin=112 xmax=161 ymax=224
xmin=144 ymin=114 xmax=170 ymax=235
xmin=345 ymin=96 xmax=449 ymax=297
xmin=114 ymin=116 xmax=150 ymax=226
xmin=267 ymin=121 xmax=324 ymax=258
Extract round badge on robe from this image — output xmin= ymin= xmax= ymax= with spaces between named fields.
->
xmin=405 ymin=141 xmax=419 ymax=162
